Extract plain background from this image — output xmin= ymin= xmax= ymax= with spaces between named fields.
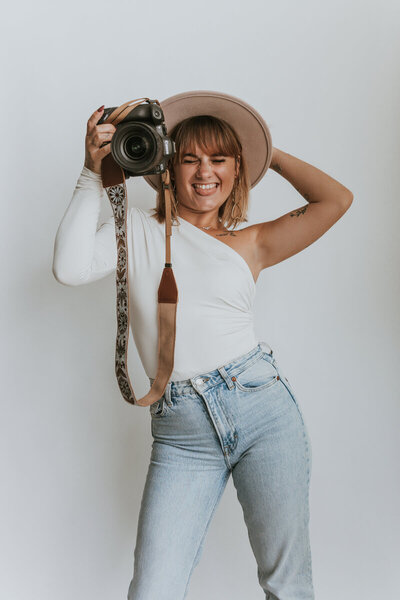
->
xmin=1 ymin=1 xmax=399 ymax=598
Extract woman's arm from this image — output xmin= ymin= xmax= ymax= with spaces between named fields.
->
xmin=270 ymin=147 xmax=353 ymax=204
xmin=254 ymin=148 xmax=353 ymax=270
xmin=52 ymin=166 xmax=117 ymax=286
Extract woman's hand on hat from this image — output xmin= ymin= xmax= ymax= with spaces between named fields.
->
xmin=84 ymin=106 xmax=117 ymax=175
xmin=270 ymin=147 xmax=284 ymax=175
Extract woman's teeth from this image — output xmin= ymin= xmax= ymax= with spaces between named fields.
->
xmin=193 ymin=184 xmax=218 ymax=189
xmin=192 ymin=183 xmax=219 ymax=196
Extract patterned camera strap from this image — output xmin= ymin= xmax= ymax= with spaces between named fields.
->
xmin=100 ymin=98 xmax=178 ymax=407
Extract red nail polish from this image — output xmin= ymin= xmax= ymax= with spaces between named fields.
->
xmin=97 ymin=105 xmax=104 ymax=112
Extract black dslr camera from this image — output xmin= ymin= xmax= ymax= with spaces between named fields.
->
xmin=97 ymin=99 xmax=175 ymax=180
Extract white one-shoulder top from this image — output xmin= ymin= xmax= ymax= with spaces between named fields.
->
xmin=52 ymin=166 xmax=260 ymax=381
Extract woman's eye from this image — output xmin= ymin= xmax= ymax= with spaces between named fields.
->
xmin=182 ymin=159 xmax=226 ymax=164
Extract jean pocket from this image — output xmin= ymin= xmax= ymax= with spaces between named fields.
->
xmin=233 ymin=354 xmax=279 ymax=393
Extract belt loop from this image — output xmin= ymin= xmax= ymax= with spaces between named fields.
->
xmin=260 ymin=341 xmax=273 ymax=356
xmin=218 ymin=366 xmax=235 ymax=390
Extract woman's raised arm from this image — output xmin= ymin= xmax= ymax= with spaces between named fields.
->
xmin=52 ymin=106 xmax=119 ymax=285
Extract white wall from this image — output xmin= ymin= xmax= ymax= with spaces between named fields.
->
xmin=2 ymin=0 xmax=399 ymax=598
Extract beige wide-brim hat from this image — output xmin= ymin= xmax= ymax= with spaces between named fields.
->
xmin=143 ymin=90 xmax=273 ymax=191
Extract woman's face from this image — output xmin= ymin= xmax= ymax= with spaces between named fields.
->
xmin=172 ymin=143 xmax=239 ymax=216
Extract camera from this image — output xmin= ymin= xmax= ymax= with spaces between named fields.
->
xmin=97 ymin=99 xmax=175 ymax=180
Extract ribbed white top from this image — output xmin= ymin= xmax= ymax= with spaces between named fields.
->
xmin=53 ymin=166 xmax=259 ymax=381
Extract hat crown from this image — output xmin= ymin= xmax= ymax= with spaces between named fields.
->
xmin=142 ymin=90 xmax=272 ymax=191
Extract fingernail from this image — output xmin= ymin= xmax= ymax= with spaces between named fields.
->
xmin=97 ymin=105 xmax=104 ymax=112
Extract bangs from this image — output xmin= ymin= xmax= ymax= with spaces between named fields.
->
xmin=170 ymin=115 xmax=241 ymax=163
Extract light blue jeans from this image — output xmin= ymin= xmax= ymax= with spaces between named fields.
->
xmin=127 ymin=342 xmax=314 ymax=600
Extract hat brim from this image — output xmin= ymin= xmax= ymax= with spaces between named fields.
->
xmin=142 ymin=90 xmax=272 ymax=192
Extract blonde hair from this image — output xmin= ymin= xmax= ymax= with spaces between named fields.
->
xmin=150 ymin=115 xmax=250 ymax=230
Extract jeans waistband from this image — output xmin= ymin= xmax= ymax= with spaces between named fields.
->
xmin=149 ymin=341 xmax=274 ymax=400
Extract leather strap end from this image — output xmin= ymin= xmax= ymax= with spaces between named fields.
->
xmin=158 ymin=267 xmax=178 ymax=303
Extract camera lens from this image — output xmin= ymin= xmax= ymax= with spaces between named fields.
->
xmin=120 ymin=125 xmax=155 ymax=165
xmin=124 ymin=135 xmax=148 ymax=160
xmin=111 ymin=121 xmax=164 ymax=175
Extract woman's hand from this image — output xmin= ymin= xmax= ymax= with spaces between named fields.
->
xmin=84 ymin=106 xmax=117 ymax=175
xmin=270 ymin=147 xmax=282 ymax=173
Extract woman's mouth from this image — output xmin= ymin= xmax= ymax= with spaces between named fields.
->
xmin=192 ymin=183 xmax=219 ymax=196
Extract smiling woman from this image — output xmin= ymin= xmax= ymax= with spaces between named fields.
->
xmin=52 ymin=90 xmax=354 ymax=600
xmin=174 ymin=143 xmax=239 ymax=224
xmin=151 ymin=114 xmax=251 ymax=230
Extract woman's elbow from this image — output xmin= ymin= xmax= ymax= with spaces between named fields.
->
xmin=52 ymin=262 xmax=84 ymax=286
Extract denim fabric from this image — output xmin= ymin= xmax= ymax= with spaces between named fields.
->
xmin=127 ymin=342 xmax=314 ymax=600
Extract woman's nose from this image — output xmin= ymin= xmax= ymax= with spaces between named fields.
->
xmin=196 ymin=160 xmax=213 ymax=178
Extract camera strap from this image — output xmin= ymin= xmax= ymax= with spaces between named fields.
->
xmin=100 ymin=98 xmax=178 ymax=407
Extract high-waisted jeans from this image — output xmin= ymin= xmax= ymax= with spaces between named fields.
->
xmin=127 ymin=342 xmax=314 ymax=600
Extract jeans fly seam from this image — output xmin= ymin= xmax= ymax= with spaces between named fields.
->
xmin=216 ymin=386 xmax=237 ymax=439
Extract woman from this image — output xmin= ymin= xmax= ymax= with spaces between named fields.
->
xmin=53 ymin=92 xmax=353 ymax=600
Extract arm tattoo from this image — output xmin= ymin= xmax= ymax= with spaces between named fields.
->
xmin=290 ymin=206 xmax=308 ymax=217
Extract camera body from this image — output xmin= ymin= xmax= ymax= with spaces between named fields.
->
xmin=98 ymin=100 xmax=175 ymax=180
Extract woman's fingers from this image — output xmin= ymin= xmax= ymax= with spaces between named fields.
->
xmin=86 ymin=107 xmax=116 ymax=137
xmin=86 ymin=106 xmax=105 ymax=133
xmin=97 ymin=139 xmax=113 ymax=158
xmin=84 ymin=106 xmax=116 ymax=173
xmin=89 ymin=130 xmax=114 ymax=147
xmin=85 ymin=106 xmax=116 ymax=151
